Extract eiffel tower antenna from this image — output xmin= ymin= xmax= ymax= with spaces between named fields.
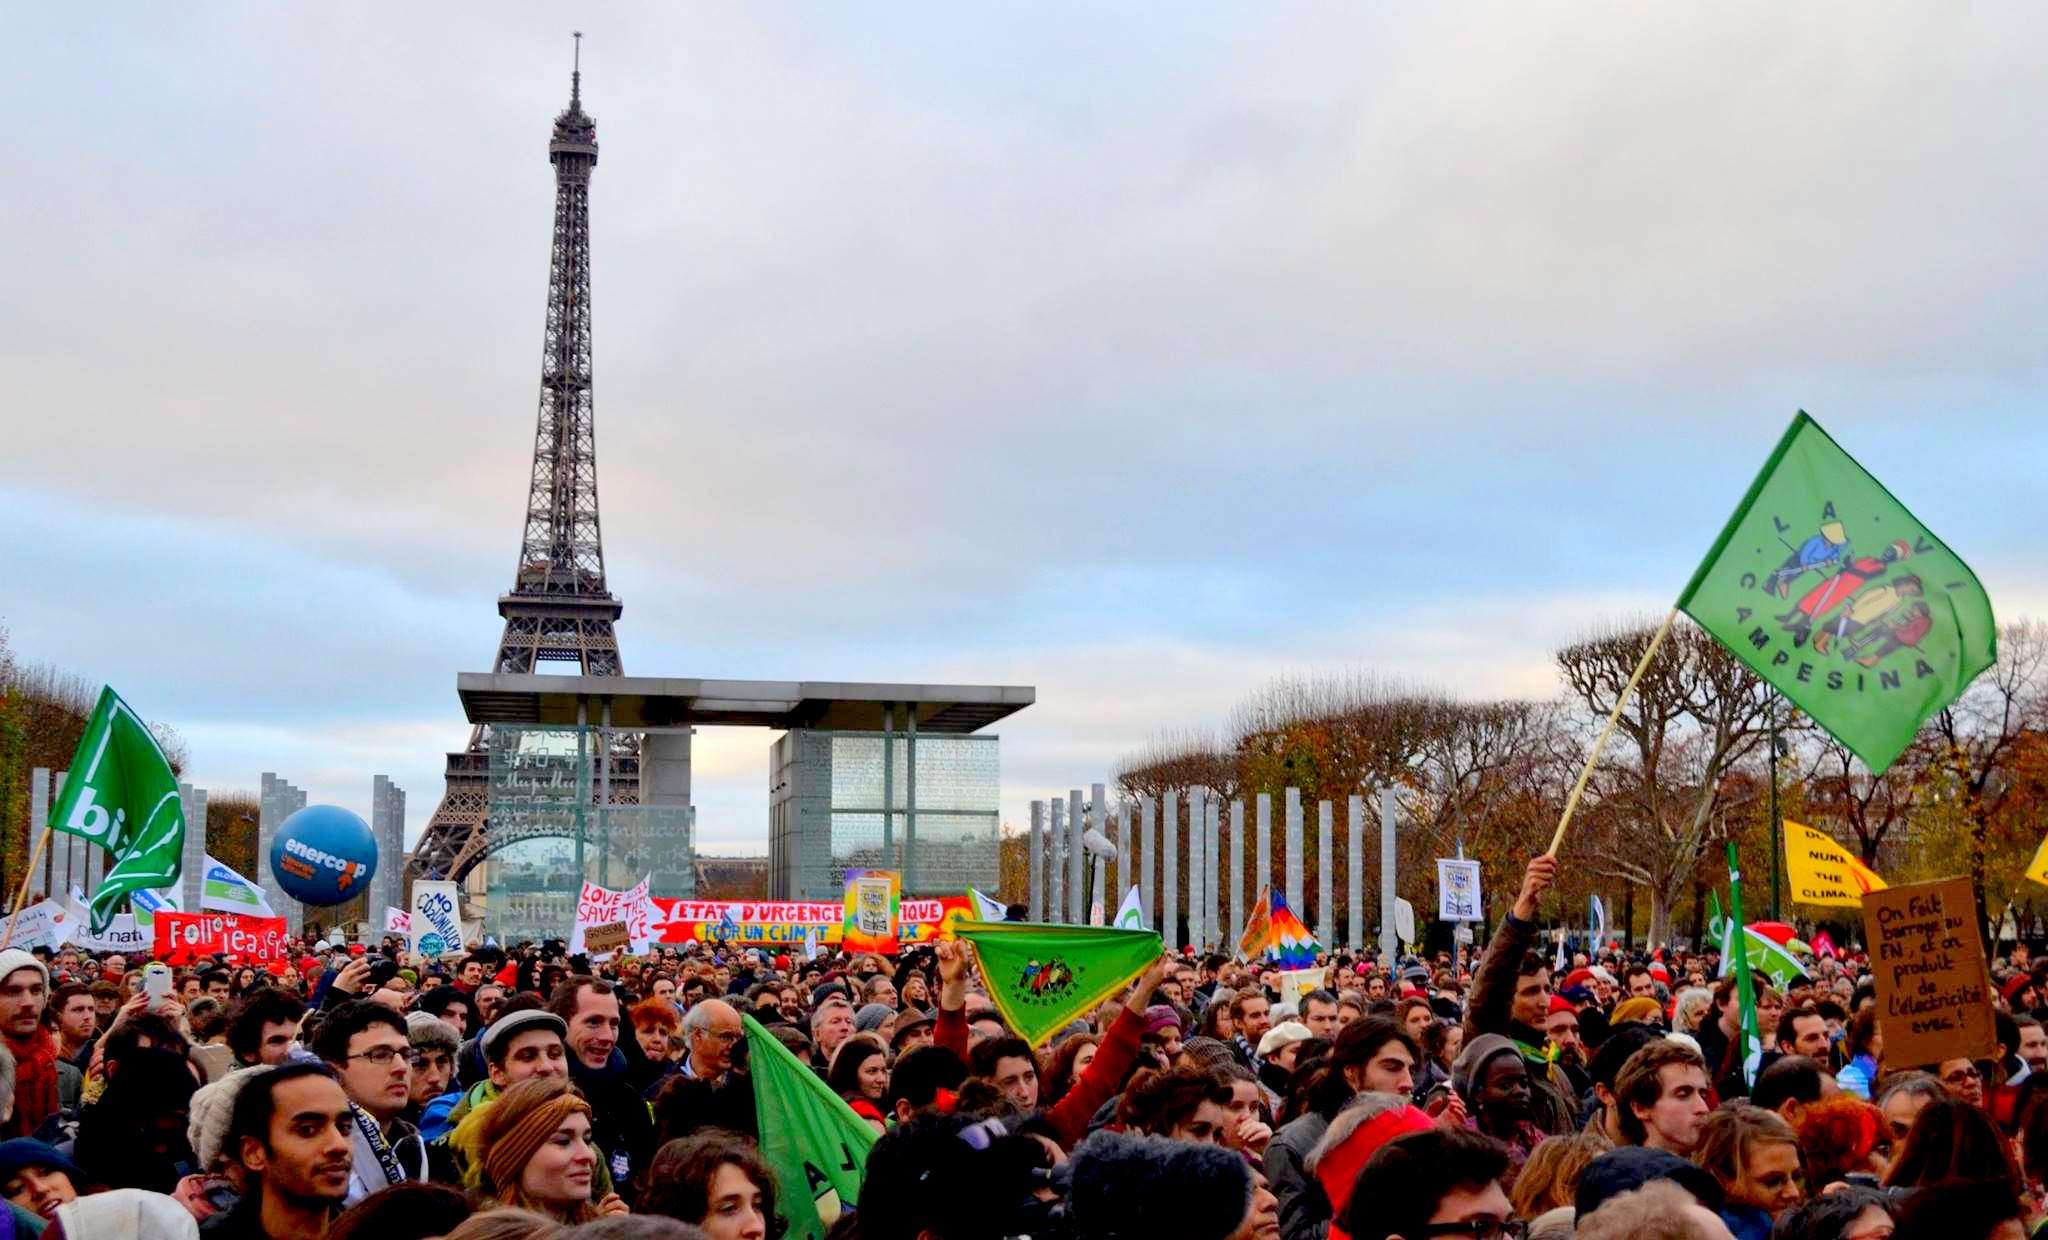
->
xmin=407 ymin=47 xmax=634 ymax=888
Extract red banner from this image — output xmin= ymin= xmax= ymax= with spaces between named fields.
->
xmin=153 ymin=911 xmax=291 ymax=965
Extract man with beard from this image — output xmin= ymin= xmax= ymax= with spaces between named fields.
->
xmin=204 ymin=1064 xmax=354 ymax=1239
xmin=0 ymin=952 xmax=60 ymax=1139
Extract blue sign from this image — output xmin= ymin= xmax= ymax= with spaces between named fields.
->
xmin=270 ymin=805 xmax=378 ymax=907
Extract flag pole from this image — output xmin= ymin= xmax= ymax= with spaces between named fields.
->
xmin=3 ymin=827 xmax=55 ymax=947
xmin=1546 ymin=606 xmax=1680 ymax=858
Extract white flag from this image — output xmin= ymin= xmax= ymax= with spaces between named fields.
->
xmin=383 ymin=907 xmax=411 ymax=934
xmin=969 ymin=886 xmax=1009 ymax=923
xmin=1113 ymin=886 xmax=1145 ymax=930
xmin=201 ymin=853 xmax=276 ymax=916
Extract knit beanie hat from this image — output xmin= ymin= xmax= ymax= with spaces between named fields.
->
xmin=188 ymin=1066 xmax=267 ymax=1171
xmin=1068 ymin=1129 xmax=1251 ymax=1240
xmin=1178 ymin=1036 xmax=1238 ymax=1073
xmin=0 ymin=950 xmax=47 ymax=992
xmin=854 ymin=1003 xmax=895 ymax=1033
xmin=1610 ymin=997 xmax=1664 ymax=1027
xmin=1450 ymin=1032 xmax=1522 ymax=1101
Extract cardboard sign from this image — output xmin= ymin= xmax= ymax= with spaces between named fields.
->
xmin=1861 ymin=877 xmax=1996 ymax=1069
xmin=410 ymin=881 xmax=463 ymax=957
xmin=584 ymin=921 xmax=632 ymax=957
xmin=153 ymin=911 xmax=291 ymax=965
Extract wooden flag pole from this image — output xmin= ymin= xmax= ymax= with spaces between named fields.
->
xmin=3 ymin=827 xmax=55 ymax=948
xmin=1546 ymin=606 xmax=1681 ymax=858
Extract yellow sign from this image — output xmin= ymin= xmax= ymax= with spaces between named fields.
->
xmin=1783 ymin=820 xmax=1887 ymax=907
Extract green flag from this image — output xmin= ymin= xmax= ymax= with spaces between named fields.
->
xmin=1725 ymin=844 xmax=1764 ymax=1087
xmin=742 ymin=1012 xmax=877 ymax=1240
xmin=1677 ymin=411 xmax=1995 ymax=773
xmin=955 ymin=921 xmax=1161 ymax=1048
xmin=47 ymin=687 xmax=185 ymax=933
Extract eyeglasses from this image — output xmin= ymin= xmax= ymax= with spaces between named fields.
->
xmin=347 ymin=1046 xmax=407 ymax=1066
xmin=1423 ymin=1220 xmax=1526 ymax=1240
xmin=1942 ymin=1065 xmax=1982 ymax=1084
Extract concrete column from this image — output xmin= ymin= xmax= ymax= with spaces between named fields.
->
xmin=56 ymin=774 xmax=81 ymax=895
xmin=1115 ymin=801 xmax=1131 ymax=908
xmin=178 ymin=783 xmax=207 ymax=913
xmin=1028 ymin=801 xmax=1044 ymax=923
xmin=1048 ymin=799 xmax=1064 ymax=921
xmin=1256 ymin=793 xmax=1272 ymax=903
xmin=1139 ymin=796 xmax=1156 ymax=928
xmin=1162 ymin=790 xmax=1179 ymax=953
xmin=1229 ymin=799 xmax=1245 ymax=951
xmin=597 ymin=699 xmax=613 ymax=888
xmin=29 ymin=770 xmax=53 ymax=899
xmin=1285 ymin=787 xmax=1303 ymax=913
xmin=1379 ymin=787 xmax=1397 ymax=970
xmin=1067 ymin=789 xmax=1085 ymax=924
xmin=1188 ymin=798 xmax=1201 ymax=948
xmin=1196 ymin=791 xmax=1212 ymax=946
xmin=1090 ymin=783 xmax=1107 ymax=920
xmin=1347 ymin=794 xmax=1365 ymax=949
xmin=1317 ymin=798 xmax=1334 ymax=948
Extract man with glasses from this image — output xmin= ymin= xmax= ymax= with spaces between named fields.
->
xmin=313 ymin=999 xmax=427 ymax=1203
xmin=681 ymin=998 xmax=743 ymax=1084
xmin=1341 ymin=1126 xmax=1519 ymax=1240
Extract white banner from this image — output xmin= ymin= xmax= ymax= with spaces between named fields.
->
xmin=1275 ymin=967 xmax=1328 ymax=1004
xmin=0 ymin=898 xmax=75 ymax=951
xmin=1436 ymin=858 xmax=1483 ymax=922
xmin=128 ymin=885 xmax=181 ymax=937
xmin=383 ymin=907 xmax=411 ymax=934
xmin=409 ymin=881 xmax=463 ymax=956
xmin=571 ymin=876 xmax=653 ymax=956
xmin=72 ymin=913 xmax=148 ymax=953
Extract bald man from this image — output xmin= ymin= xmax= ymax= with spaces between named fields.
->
xmin=682 ymin=999 xmax=743 ymax=1085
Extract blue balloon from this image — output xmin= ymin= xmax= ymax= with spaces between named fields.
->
xmin=270 ymin=804 xmax=379 ymax=907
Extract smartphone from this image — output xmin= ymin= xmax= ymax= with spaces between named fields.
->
xmin=366 ymin=956 xmax=400 ymax=988
xmin=142 ymin=962 xmax=173 ymax=1002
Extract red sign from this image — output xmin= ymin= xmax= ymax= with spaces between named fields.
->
xmin=153 ymin=911 xmax=291 ymax=965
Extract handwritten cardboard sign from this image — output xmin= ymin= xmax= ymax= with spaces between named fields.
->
xmin=583 ymin=921 xmax=632 ymax=957
xmin=1861 ymin=877 xmax=1995 ymax=1069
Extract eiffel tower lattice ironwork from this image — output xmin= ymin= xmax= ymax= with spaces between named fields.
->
xmin=406 ymin=39 xmax=637 ymax=886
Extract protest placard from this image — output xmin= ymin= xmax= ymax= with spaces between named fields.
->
xmin=1861 ymin=877 xmax=1995 ymax=1068
xmin=410 ymin=881 xmax=463 ymax=957
xmin=584 ymin=921 xmax=631 ymax=957
xmin=1437 ymin=859 xmax=1483 ymax=921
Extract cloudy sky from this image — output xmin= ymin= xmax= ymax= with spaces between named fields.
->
xmin=6 ymin=5 xmax=2046 ymax=859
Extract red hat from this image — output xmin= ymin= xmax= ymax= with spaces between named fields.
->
xmin=1648 ymin=962 xmax=1670 ymax=982
xmin=2002 ymin=974 xmax=2034 ymax=1005
xmin=1563 ymin=967 xmax=1595 ymax=990
xmin=299 ymin=957 xmax=323 ymax=977
xmin=1316 ymin=1105 xmax=1437 ymax=1240
xmin=1549 ymin=994 xmax=1576 ymax=1015
xmin=348 ymin=943 xmax=367 ymax=956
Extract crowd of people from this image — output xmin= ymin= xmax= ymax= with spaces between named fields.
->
xmin=0 ymin=852 xmax=2041 ymax=1240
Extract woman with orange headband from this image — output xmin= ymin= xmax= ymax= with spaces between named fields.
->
xmin=475 ymin=1076 xmax=629 ymax=1224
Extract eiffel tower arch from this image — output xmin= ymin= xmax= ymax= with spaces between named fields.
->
xmin=406 ymin=42 xmax=643 ymax=894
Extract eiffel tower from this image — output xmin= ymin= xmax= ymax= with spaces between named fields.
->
xmin=406 ymin=36 xmax=635 ymax=887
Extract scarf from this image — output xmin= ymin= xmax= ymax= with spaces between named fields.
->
xmin=3 ymin=1028 xmax=59 ymax=1138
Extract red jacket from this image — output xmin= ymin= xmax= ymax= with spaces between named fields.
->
xmin=936 ymin=1002 xmax=1146 ymax=1149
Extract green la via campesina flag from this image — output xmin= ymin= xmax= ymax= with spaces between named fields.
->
xmin=742 ymin=1012 xmax=877 ymax=1240
xmin=955 ymin=921 xmax=1161 ymax=1049
xmin=48 ymin=687 xmax=186 ymax=933
xmin=1677 ymin=411 xmax=1995 ymax=774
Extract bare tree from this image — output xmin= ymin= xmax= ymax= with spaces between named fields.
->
xmin=1928 ymin=620 xmax=2048 ymax=936
xmin=1556 ymin=617 xmax=1773 ymax=944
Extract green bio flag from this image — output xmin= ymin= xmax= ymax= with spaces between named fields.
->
xmin=742 ymin=1012 xmax=877 ymax=1240
xmin=47 ymin=687 xmax=185 ymax=933
xmin=1678 ymin=411 xmax=1995 ymax=774
xmin=1725 ymin=844 xmax=1764 ymax=1088
xmin=955 ymin=921 xmax=1161 ymax=1049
